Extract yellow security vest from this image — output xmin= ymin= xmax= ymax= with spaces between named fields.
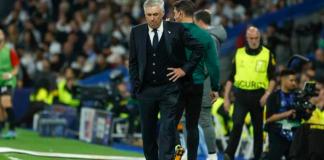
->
xmin=234 ymin=47 xmax=270 ymax=90
xmin=307 ymin=108 xmax=324 ymax=125
xmin=30 ymin=88 xmax=55 ymax=105
xmin=58 ymin=80 xmax=80 ymax=107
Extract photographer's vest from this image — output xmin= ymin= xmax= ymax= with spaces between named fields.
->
xmin=234 ymin=47 xmax=270 ymax=90
xmin=0 ymin=45 xmax=16 ymax=87
xmin=30 ymin=88 xmax=55 ymax=105
xmin=307 ymin=109 xmax=324 ymax=125
xmin=58 ymin=80 xmax=80 ymax=107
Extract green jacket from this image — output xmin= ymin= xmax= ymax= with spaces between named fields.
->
xmin=182 ymin=23 xmax=220 ymax=91
xmin=0 ymin=44 xmax=16 ymax=87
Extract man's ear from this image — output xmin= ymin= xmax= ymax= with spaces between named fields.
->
xmin=179 ymin=10 xmax=184 ymax=17
xmin=196 ymin=19 xmax=203 ymax=25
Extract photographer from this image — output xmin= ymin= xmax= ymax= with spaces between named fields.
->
xmin=57 ymin=67 xmax=80 ymax=110
xmin=308 ymin=80 xmax=324 ymax=124
xmin=265 ymin=69 xmax=300 ymax=160
xmin=289 ymin=79 xmax=324 ymax=160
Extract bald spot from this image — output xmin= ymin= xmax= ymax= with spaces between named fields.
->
xmin=246 ymin=26 xmax=260 ymax=37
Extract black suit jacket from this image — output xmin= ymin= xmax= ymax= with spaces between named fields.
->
xmin=129 ymin=21 xmax=204 ymax=97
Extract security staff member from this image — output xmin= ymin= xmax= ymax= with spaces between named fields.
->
xmin=223 ymin=26 xmax=276 ymax=160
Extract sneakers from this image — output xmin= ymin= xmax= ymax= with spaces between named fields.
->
xmin=207 ymin=153 xmax=218 ymax=160
xmin=174 ymin=145 xmax=185 ymax=160
xmin=2 ymin=130 xmax=16 ymax=139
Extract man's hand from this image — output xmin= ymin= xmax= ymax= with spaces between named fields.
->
xmin=223 ymin=97 xmax=231 ymax=113
xmin=284 ymin=109 xmax=296 ymax=119
xmin=2 ymin=73 xmax=12 ymax=80
xmin=210 ymin=91 xmax=219 ymax=104
xmin=310 ymin=88 xmax=324 ymax=110
xmin=259 ymin=91 xmax=271 ymax=107
xmin=167 ymin=68 xmax=186 ymax=82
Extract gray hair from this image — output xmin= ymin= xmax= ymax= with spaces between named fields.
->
xmin=143 ymin=0 xmax=165 ymax=13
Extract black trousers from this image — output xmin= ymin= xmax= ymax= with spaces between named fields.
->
xmin=0 ymin=86 xmax=15 ymax=131
xmin=176 ymin=83 xmax=203 ymax=160
xmin=225 ymin=89 xmax=264 ymax=160
xmin=137 ymin=82 xmax=180 ymax=160
xmin=268 ymin=131 xmax=291 ymax=160
xmin=289 ymin=123 xmax=324 ymax=160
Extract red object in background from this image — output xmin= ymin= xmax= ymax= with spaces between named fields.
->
xmin=10 ymin=49 xmax=20 ymax=67
xmin=235 ymin=33 xmax=245 ymax=49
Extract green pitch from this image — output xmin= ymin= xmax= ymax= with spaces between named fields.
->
xmin=0 ymin=129 xmax=143 ymax=160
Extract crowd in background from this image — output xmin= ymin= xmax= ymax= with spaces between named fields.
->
xmin=0 ymin=0 xmax=312 ymax=89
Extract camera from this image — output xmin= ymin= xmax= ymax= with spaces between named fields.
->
xmin=76 ymin=70 xmax=125 ymax=109
xmin=291 ymin=81 xmax=317 ymax=119
xmin=76 ymin=85 xmax=114 ymax=109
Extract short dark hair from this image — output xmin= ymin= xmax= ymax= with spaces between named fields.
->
xmin=194 ymin=10 xmax=211 ymax=25
xmin=173 ymin=0 xmax=196 ymax=16
xmin=280 ymin=69 xmax=296 ymax=77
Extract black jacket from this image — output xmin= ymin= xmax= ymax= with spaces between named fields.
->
xmin=129 ymin=21 xmax=204 ymax=97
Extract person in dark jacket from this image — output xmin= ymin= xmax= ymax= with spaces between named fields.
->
xmin=266 ymin=69 xmax=300 ymax=160
xmin=129 ymin=0 xmax=204 ymax=159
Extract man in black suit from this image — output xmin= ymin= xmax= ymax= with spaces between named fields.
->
xmin=129 ymin=0 xmax=204 ymax=159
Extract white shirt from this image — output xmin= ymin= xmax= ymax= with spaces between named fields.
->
xmin=148 ymin=21 xmax=163 ymax=45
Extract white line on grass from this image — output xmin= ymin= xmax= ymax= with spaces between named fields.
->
xmin=0 ymin=147 xmax=145 ymax=160
xmin=7 ymin=156 xmax=22 ymax=160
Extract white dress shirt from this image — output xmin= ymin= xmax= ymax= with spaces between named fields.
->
xmin=148 ymin=22 xmax=164 ymax=45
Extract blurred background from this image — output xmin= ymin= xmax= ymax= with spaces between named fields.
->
xmin=0 ymin=0 xmax=323 ymax=160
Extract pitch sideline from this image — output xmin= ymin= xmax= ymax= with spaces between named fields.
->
xmin=0 ymin=147 xmax=145 ymax=160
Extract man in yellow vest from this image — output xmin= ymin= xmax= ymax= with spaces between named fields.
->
xmin=0 ymin=29 xmax=20 ymax=139
xmin=223 ymin=26 xmax=276 ymax=160
xmin=58 ymin=67 xmax=80 ymax=108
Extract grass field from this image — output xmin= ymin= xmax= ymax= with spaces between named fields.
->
xmin=0 ymin=128 xmax=143 ymax=160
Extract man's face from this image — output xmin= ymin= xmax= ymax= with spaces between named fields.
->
xmin=282 ymin=75 xmax=297 ymax=91
xmin=173 ymin=8 xmax=182 ymax=22
xmin=315 ymin=82 xmax=324 ymax=96
xmin=246 ymin=30 xmax=261 ymax=49
xmin=315 ymin=48 xmax=324 ymax=62
xmin=65 ymin=68 xmax=75 ymax=80
xmin=144 ymin=6 xmax=164 ymax=29
xmin=314 ymin=82 xmax=324 ymax=109
xmin=0 ymin=30 xmax=5 ymax=45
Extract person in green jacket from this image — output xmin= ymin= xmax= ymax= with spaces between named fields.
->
xmin=193 ymin=9 xmax=227 ymax=160
xmin=173 ymin=1 xmax=220 ymax=160
xmin=0 ymin=29 xmax=20 ymax=139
